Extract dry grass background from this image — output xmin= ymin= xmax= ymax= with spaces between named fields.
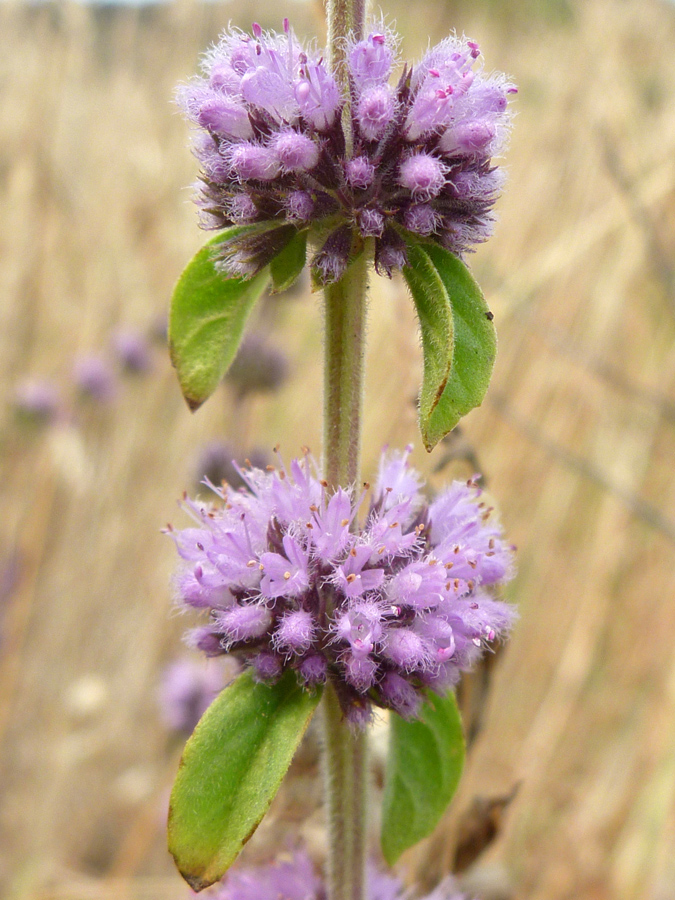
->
xmin=1 ymin=0 xmax=675 ymax=898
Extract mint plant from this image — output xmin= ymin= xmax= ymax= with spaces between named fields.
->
xmin=165 ymin=3 xmax=516 ymax=898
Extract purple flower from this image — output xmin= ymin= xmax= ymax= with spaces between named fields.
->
xmin=112 ymin=328 xmax=153 ymax=374
xmin=357 ymin=84 xmax=396 ymax=141
xmin=168 ymin=447 xmax=515 ymax=726
xmin=197 ymin=854 xmax=475 ymax=900
xmin=178 ymin=21 xmax=515 ymax=285
xmin=159 ymin=657 xmax=237 ymax=734
xmin=73 ymin=355 xmax=117 ymax=403
xmin=225 ymin=332 xmax=289 ymax=398
xmin=398 ymin=153 xmax=447 ymax=200
xmin=203 ymin=852 xmax=322 ymax=900
xmin=349 ymin=30 xmax=396 ymax=88
xmin=345 ymin=156 xmax=376 ymax=190
xmin=12 ymin=378 xmax=62 ymax=424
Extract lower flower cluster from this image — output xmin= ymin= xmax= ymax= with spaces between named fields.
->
xmin=169 ymin=447 xmax=514 ymax=725
xmin=197 ymin=853 xmax=471 ymax=900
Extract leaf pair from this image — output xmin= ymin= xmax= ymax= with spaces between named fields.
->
xmin=169 ymin=673 xmax=464 ymax=890
xmin=170 ymin=229 xmax=495 ymax=451
xmin=169 ymin=226 xmax=307 ymax=411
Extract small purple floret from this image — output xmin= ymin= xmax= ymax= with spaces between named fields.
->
xmin=227 ymin=143 xmax=281 ymax=182
xmin=348 ymin=30 xmax=395 ymax=88
xmin=272 ymin=131 xmax=320 ymax=173
xmin=357 ymin=207 xmax=385 ymax=237
xmin=345 ymin=156 xmax=376 ymax=190
xmin=399 ymin=153 xmax=446 ymax=199
xmin=313 ymin=226 xmax=352 ymax=285
xmin=286 ymin=190 xmax=315 ymax=222
xmin=404 ymin=203 xmax=439 ymax=236
xmin=357 ymin=84 xmax=395 ymax=141
xmin=227 ymin=193 xmax=259 ymax=222
xmin=169 ymin=447 xmax=515 ymax=725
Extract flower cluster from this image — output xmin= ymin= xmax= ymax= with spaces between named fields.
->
xmin=169 ymin=447 xmax=514 ymax=725
xmin=177 ymin=20 xmax=515 ymax=284
xmin=197 ymin=852 xmax=472 ymax=900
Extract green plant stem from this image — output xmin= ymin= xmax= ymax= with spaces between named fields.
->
xmin=321 ymin=209 xmax=370 ymax=900
xmin=322 ymin=4 xmax=370 ymax=897
xmin=323 ymin=683 xmax=369 ymax=900
xmin=322 ymin=250 xmax=369 ymax=491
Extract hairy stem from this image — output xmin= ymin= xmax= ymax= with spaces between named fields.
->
xmin=321 ymin=245 xmax=370 ymax=900
xmin=322 ymin=250 xmax=369 ymax=491
xmin=323 ymin=683 xmax=369 ymax=900
xmin=326 ymin=0 xmax=367 ymax=78
xmin=322 ymin=3 xmax=371 ymax=898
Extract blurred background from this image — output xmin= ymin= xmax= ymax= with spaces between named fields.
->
xmin=1 ymin=0 xmax=675 ymax=897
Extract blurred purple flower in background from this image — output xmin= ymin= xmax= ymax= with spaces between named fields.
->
xmin=12 ymin=378 xmax=62 ymax=424
xmin=112 ymin=327 xmax=154 ymax=375
xmin=72 ymin=355 xmax=117 ymax=403
xmin=193 ymin=441 xmax=270 ymax=493
xmin=168 ymin=448 xmax=514 ymax=726
xmin=150 ymin=311 xmax=169 ymax=345
xmin=225 ymin=332 xmax=289 ymax=399
xmin=177 ymin=20 xmax=515 ymax=284
xmin=159 ymin=657 xmax=238 ymax=734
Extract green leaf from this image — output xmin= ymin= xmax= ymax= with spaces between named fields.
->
xmin=169 ymin=229 xmax=270 ymax=411
xmin=269 ymin=230 xmax=307 ymax=293
xmin=381 ymin=689 xmax=465 ymax=865
xmin=402 ymin=239 xmax=497 ymax=451
xmin=168 ymin=670 xmax=322 ymax=891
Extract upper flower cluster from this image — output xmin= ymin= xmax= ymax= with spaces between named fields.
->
xmin=169 ymin=447 xmax=514 ymax=726
xmin=177 ymin=20 xmax=515 ymax=284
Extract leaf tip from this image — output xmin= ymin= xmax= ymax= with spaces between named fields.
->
xmin=181 ymin=871 xmax=214 ymax=893
xmin=184 ymin=393 xmax=205 ymax=412
xmin=420 ymin=425 xmax=441 ymax=454
xmin=381 ymin=841 xmax=402 ymax=868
